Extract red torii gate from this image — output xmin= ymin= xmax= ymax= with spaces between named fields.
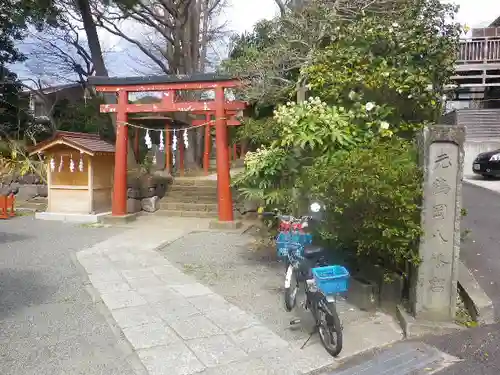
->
xmin=88 ymin=74 xmax=246 ymax=222
xmin=190 ymin=110 xmax=242 ymax=174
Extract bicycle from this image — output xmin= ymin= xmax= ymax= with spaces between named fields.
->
xmin=257 ymin=206 xmax=349 ymax=357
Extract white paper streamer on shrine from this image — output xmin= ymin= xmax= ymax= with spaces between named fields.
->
xmin=172 ymin=130 xmax=177 ymax=166
xmin=145 ymin=129 xmax=152 ymax=149
xmin=79 ymin=152 xmax=84 ymax=172
xmin=49 ymin=157 xmax=55 ymax=172
xmin=69 ymin=155 xmax=75 ymax=172
xmin=159 ymin=131 xmax=164 ymax=151
xmin=58 ymin=155 xmax=63 ymax=172
xmin=172 ymin=130 xmax=177 ymax=151
xmin=183 ymin=129 xmax=189 ymax=149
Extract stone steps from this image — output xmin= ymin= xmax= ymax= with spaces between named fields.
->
xmin=159 ymin=177 xmax=219 ymax=218
xmin=155 ymin=209 xmax=219 ymax=218
xmin=159 ymin=202 xmax=218 ymax=212
xmin=161 ymin=195 xmax=217 ymax=204
xmin=173 ymin=178 xmax=218 ymax=187
xmin=155 ymin=209 xmax=242 ymax=219
xmin=167 ymin=187 xmax=218 ymax=197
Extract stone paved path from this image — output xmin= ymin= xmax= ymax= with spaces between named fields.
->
xmin=76 ymin=215 xmax=403 ymax=375
xmin=0 ymin=216 xmax=138 ymax=375
xmin=159 ymin=230 xmax=402 ymax=353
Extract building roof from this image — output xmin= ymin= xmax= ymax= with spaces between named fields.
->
xmin=22 ymin=83 xmax=84 ymax=95
xmin=29 ymin=131 xmax=115 ymax=156
xmin=88 ymin=73 xmax=237 ymax=87
xmin=490 ymin=16 xmax=500 ymax=27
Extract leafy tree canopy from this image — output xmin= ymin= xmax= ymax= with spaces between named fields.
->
xmin=0 ymin=67 xmax=25 ymax=137
xmin=231 ymin=0 xmax=464 ymax=273
xmin=52 ymin=97 xmax=115 ymax=141
xmin=0 ymin=0 xmax=59 ymax=141
xmin=305 ymin=0 xmax=461 ymax=131
xmin=1 ymin=0 xmax=59 ymax=64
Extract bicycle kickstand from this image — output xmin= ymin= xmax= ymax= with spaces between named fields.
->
xmin=300 ymin=326 xmax=318 ymax=350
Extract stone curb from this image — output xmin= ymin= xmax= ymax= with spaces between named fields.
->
xmin=463 ymin=179 xmax=500 ymax=197
xmin=395 ymin=260 xmax=495 ymax=338
xmin=457 ymin=260 xmax=496 ymax=325
xmin=396 ymin=304 xmax=464 ymax=338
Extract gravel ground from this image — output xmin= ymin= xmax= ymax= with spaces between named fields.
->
xmin=0 ymin=216 xmax=137 ymax=375
xmin=158 ymin=230 xmax=370 ymax=344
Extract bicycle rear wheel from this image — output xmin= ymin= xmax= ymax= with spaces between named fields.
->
xmin=317 ymin=301 xmax=343 ymax=357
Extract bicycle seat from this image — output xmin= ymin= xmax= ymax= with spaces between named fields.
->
xmin=303 ymin=244 xmax=325 ymax=259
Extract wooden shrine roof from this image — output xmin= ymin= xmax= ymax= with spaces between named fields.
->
xmin=29 ymin=131 xmax=115 ymax=156
xmin=89 ymin=73 xmax=238 ymax=87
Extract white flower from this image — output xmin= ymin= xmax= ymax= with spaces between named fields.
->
xmin=392 ymin=22 xmax=399 ymax=28
xmin=348 ymin=91 xmax=356 ymax=100
xmin=365 ymin=102 xmax=375 ymax=111
xmin=380 ymin=121 xmax=390 ymax=130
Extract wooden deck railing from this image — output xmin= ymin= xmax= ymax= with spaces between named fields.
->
xmin=457 ymin=38 xmax=500 ymax=64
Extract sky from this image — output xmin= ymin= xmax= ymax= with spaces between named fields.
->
xmin=106 ymin=0 xmax=499 ymax=76
xmin=227 ymin=0 xmax=498 ymax=34
xmin=11 ymin=0 xmax=500 ymax=82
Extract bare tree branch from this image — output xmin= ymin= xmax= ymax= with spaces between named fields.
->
xmin=224 ymin=0 xmax=407 ymax=103
xmin=274 ymin=0 xmax=287 ymax=16
xmin=92 ymin=0 xmax=230 ymax=75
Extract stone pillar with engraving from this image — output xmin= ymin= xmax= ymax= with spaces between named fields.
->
xmin=412 ymin=125 xmax=466 ymax=322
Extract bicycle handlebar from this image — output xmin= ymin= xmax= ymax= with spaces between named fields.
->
xmin=235 ymin=208 xmax=282 ymax=218
xmin=235 ymin=207 xmax=312 ymax=224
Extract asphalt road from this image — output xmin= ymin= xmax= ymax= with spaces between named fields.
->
xmin=0 ymin=216 xmax=137 ymax=375
xmin=421 ymin=182 xmax=500 ymax=375
xmin=330 ymin=183 xmax=500 ymax=375
xmin=459 ymin=183 xmax=500 ymax=313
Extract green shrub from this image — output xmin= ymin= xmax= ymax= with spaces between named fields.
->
xmin=309 ymin=138 xmax=423 ymax=274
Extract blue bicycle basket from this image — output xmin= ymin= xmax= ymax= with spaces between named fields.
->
xmin=276 ymin=231 xmax=291 ymax=258
xmin=312 ymin=265 xmax=350 ymax=295
xmin=276 ymin=227 xmax=313 ymax=259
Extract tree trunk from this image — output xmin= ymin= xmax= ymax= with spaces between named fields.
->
xmin=75 ymin=0 xmax=137 ymax=168
xmin=75 ymin=0 xmax=107 ymax=76
xmin=193 ymin=0 xmax=210 ymax=167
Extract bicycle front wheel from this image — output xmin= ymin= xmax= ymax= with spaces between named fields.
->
xmin=317 ymin=301 xmax=343 ymax=357
xmin=284 ymin=264 xmax=298 ymax=311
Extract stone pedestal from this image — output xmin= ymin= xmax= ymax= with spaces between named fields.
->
xmin=127 ymin=198 xmax=142 ymax=213
xmin=209 ymin=220 xmax=242 ymax=230
xmin=412 ymin=125 xmax=465 ymax=322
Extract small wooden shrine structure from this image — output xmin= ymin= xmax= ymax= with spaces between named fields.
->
xmin=88 ymin=73 xmax=247 ymax=222
xmin=30 ymin=131 xmax=115 ymax=221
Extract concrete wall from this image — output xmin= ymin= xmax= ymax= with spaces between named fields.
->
xmin=464 ymin=140 xmax=500 ymax=177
